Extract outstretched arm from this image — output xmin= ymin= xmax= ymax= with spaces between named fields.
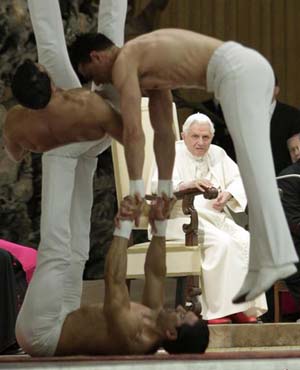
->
xmin=103 ymin=235 xmax=130 ymax=314
xmin=103 ymin=195 xmax=142 ymax=314
xmin=142 ymin=196 xmax=176 ymax=310
xmin=114 ymin=60 xmax=145 ymax=182
xmin=148 ymin=89 xmax=175 ymax=182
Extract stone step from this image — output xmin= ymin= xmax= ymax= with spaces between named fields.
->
xmin=208 ymin=322 xmax=300 ymax=349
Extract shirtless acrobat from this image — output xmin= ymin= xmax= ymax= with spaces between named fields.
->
xmin=3 ymin=60 xmax=123 ymax=162
xmin=70 ymin=28 xmax=298 ymax=303
xmin=16 ymin=195 xmax=209 ymax=356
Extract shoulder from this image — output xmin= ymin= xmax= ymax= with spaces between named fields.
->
xmin=175 ymin=140 xmax=187 ymax=156
xmin=274 ymin=101 xmax=300 ymax=120
xmin=279 ymin=162 xmax=300 ymax=176
xmin=208 ymin=144 xmax=238 ymax=169
xmin=208 ymin=144 xmax=227 ymax=160
xmin=3 ymin=105 xmax=24 ymax=134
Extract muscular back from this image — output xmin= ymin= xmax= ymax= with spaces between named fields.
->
xmin=3 ymin=88 xmax=122 ymax=160
xmin=113 ymin=29 xmax=223 ymax=91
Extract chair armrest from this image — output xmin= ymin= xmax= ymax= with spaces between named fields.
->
xmin=145 ymin=186 xmax=218 ymax=200
xmin=147 ymin=186 xmax=218 ymax=246
xmin=145 ymin=187 xmax=218 ymax=246
xmin=177 ymin=187 xmax=215 ymax=246
xmin=174 ymin=186 xmax=219 ymax=200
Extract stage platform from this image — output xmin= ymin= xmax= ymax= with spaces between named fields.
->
xmin=2 ymin=323 xmax=300 ymax=370
xmin=1 ymin=350 xmax=300 ymax=370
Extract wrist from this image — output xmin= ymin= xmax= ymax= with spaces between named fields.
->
xmin=152 ymin=220 xmax=167 ymax=237
xmin=158 ymin=179 xmax=173 ymax=197
xmin=129 ymin=180 xmax=145 ymax=197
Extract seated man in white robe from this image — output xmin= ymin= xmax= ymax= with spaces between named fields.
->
xmin=152 ymin=113 xmax=267 ymax=324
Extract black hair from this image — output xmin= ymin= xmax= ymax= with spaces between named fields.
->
xmin=162 ymin=320 xmax=209 ymax=354
xmin=69 ymin=33 xmax=114 ymax=77
xmin=11 ymin=59 xmax=51 ymax=109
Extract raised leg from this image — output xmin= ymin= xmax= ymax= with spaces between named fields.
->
xmin=212 ymin=44 xmax=298 ymax=302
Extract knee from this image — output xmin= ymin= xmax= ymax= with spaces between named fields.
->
xmin=15 ymin=312 xmax=59 ymax=357
xmin=202 ymin=232 xmax=232 ymax=260
xmin=15 ymin=312 xmax=35 ymax=354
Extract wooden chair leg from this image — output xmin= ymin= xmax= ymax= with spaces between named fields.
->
xmin=126 ymin=279 xmax=131 ymax=293
xmin=274 ymin=282 xmax=280 ymax=322
xmin=175 ymin=277 xmax=187 ymax=307
xmin=175 ymin=276 xmax=201 ymax=311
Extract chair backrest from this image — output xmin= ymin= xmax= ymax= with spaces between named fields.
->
xmin=111 ymin=97 xmax=180 ymax=229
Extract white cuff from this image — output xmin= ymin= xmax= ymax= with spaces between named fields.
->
xmin=158 ymin=180 xmax=173 ymax=197
xmin=152 ymin=220 xmax=167 ymax=237
xmin=129 ymin=180 xmax=145 ymax=197
xmin=113 ymin=220 xmax=133 ymax=239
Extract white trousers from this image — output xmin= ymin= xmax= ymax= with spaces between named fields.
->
xmin=199 ymin=217 xmax=267 ymax=319
xmin=207 ymin=42 xmax=298 ymax=272
xmin=166 ymin=214 xmax=267 ymax=320
xmin=16 ymin=0 xmax=126 ymax=356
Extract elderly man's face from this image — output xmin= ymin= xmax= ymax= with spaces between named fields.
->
xmin=288 ymin=134 xmax=300 ymax=163
xmin=182 ymin=122 xmax=213 ymax=157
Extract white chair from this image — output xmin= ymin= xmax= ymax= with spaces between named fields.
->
xmin=111 ymin=98 xmax=217 ymax=308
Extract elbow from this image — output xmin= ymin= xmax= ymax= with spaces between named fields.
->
xmin=4 ymin=147 xmax=21 ymax=163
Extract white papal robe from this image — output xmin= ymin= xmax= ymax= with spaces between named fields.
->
xmin=152 ymin=141 xmax=267 ymax=320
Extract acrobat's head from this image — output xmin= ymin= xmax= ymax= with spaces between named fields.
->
xmin=70 ymin=33 xmax=116 ymax=85
xmin=11 ymin=59 xmax=52 ymax=110
xmin=159 ymin=305 xmax=209 ymax=354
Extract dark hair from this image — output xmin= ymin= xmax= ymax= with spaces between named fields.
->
xmin=69 ymin=33 xmax=114 ymax=75
xmin=11 ymin=59 xmax=51 ymax=109
xmin=162 ymin=320 xmax=209 ymax=354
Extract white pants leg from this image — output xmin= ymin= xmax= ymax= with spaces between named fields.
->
xmin=17 ymin=0 xmax=122 ymax=356
xmin=207 ymin=42 xmax=298 ymax=300
xmin=16 ymin=155 xmax=78 ymax=356
xmin=97 ymin=0 xmax=127 ymax=46
xmin=63 ymin=153 xmax=98 ymax=312
xmin=16 ymin=141 xmax=111 ymax=356
xmin=28 ymin=0 xmax=81 ymax=89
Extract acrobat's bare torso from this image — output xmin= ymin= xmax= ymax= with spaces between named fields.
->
xmin=3 ymin=88 xmax=122 ymax=161
xmin=113 ymin=29 xmax=223 ymax=91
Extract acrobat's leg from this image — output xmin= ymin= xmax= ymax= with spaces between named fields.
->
xmin=62 ymin=155 xmax=97 ymax=311
xmin=28 ymin=0 xmax=81 ymax=89
xmin=97 ymin=0 xmax=127 ymax=46
xmin=210 ymin=43 xmax=298 ymax=302
xmin=15 ymin=154 xmax=77 ymax=356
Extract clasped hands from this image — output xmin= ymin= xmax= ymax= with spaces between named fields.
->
xmin=115 ymin=193 xmax=176 ymax=232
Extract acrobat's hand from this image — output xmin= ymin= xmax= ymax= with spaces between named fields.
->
xmin=115 ymin=194 xmax=145 ymax=228
xmin=149 ymin=193 xmax=177 ymax=233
